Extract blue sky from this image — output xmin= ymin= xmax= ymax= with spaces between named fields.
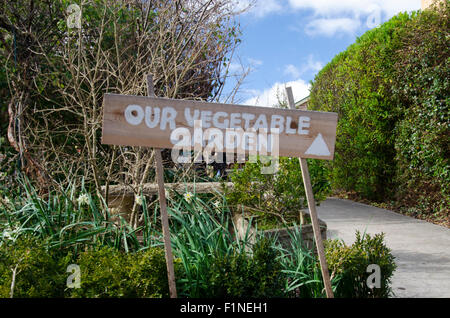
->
xmin=223 ymin=0 xmax=422 ymax=106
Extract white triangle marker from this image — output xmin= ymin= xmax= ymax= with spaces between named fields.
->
xmin=305 ymin=133 xmax=331 ymax=157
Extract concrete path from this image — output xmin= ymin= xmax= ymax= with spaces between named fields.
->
xmin=316 ymin=198 xmax=450 ymax=298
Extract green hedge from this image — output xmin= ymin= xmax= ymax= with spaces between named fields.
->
xmin=208 ymin=238 xmax=285 ymax=298
xmin=0 ymin=237 xmax=178 ymax=298
xmin=71 ymin=247 xmax=179 ymax=298
xmin=309 ymin=2 xmax=449 ymax=218
xmin=0 ymin=237 xmax=69 ymax=297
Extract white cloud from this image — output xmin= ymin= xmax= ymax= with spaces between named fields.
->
xmin=234 ymin=0 xmax=420 ymax=21
xmin=287 ymin=0 xmax=420 ymax=17
xmin=283 ymin=64 xmax=301 ymax=79
xmin=301 ymin=54 xmax=323 ymax=75
xmin=248 ymin=58 xmax=263 ymax=66
xmin=305 ymin=18 xmax=361 ymax=37
xmin=243 ymin=79 xmax=310 ymax=107
xmin=289 ymin=0 xmax=420 ymax=36
xmin=233 ymin=0 xmax=282 ymax=18
xmin=227 ymin=62 xmax=242 ymax=73
xmin=283 ymin=55 xmax=323 ymax=79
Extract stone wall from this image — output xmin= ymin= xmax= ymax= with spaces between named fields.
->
xmin=262 ymin=219 xmax=327 ymax=251
xmin=233 ymin=213 xmax=327 ymax=252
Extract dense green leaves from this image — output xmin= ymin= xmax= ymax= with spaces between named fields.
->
xmin=208 ymin=238 xmax=285 ymax=298
xmin=225 ymin=157 xmax=331 ymax=229
xmin=325 ymin=231 xmax=397 ymax=298
xmin=0 ymin=236 xmax=70 ymax=298
xmin=309 ymin=3 xmax=449 ymax=220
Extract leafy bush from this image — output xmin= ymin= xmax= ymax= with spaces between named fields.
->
xmin=0 ymin=236 xmax=70 ymax=298
xmin=309 ymin=13 xmax=410 ymax=200
xmin=208 ymin=237 xmax=284 ymax=298
xmin=70 ymin=246 xmax=177 ymax=298
xmin=325 ymin=231 xmax=396 ymax=298
xmin=226 ymin=157 xmax=331 ymax=229
xmin=309 ymin=2 xmax=449 ymax=220
xmin=390 ymin=3 xmax=449 ymax=220
xmin=128 ymin=248 xmax=182 ymax=298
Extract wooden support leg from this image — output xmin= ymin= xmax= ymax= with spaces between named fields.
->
xmin=147 ymin=75 xmax=177 ymax=298
xmin=299 ymin=158 xmax=334 ymax=298
xmin=154 ymin=148 xmax=178 ymax=298
xmin=285 ymin=87 xmax=334 ymax=298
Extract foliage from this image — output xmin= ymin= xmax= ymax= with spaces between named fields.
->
xmin=0 ymin=178 xmax=152 ymax=254
xmin=325 ymin=231 xmax=397 ymax=298
xmin=0 ymin=236 xmax=70 ymax=298
xmin=309 ymin=3 xmax=449 ymax=220
xmin=274 ymin=226 xmax=326 ymax=298
xmin=70 ymin=246 xmax=178 ymax=298
xmin=1 ymin=181 xmax=397 ymax=298
xmin=168 ymin=190 xmax=246 ymax=297
xmin=208 ymin=237 xmax=284 ymax=298
xmin=390 ymin=2 xmax=449 ymax=220
xmin=0 ymin=0 xmax=244 ymax=200
xmin=309 ymin=13 xmax=411 ymax=200
xmin=225 ymin=157 xmax=331 ymax=229
xmin=0 ymin=235 xmax=178 ymax=298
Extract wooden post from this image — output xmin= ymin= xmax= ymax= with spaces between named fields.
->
xmin=286 ymin=87 xmax=334 ymax=298
xmin=147 ymin=75 xmax=177 ymax=298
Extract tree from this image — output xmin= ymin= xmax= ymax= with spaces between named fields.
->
xmin=1 ymin=0 xmax=246 ymax=225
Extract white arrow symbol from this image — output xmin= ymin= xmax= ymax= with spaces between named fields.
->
xmin=305 ymin=133 xmax=330 ymax=156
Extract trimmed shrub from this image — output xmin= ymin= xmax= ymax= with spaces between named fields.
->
xmin=325 ymin=231 xmax=397 ymax=298
xmin=208 ymin=237 xmax=285 ymax=298
xmin=69 ymin=247 xmax=177 ymax=298
xmin=0 ymin=236 xmax=70 ymax=298
xmin=128 ymin=248 xmax=182 ymax=298
xmin=309 ymin=13 xmax=411 ymax=200
xmin=390 ymin=3 xmax=449 ymax=220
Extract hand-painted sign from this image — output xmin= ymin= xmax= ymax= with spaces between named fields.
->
xmin=102 ymin=94 xmax=338 ymax=160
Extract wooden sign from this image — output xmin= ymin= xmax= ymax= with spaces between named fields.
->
xmin=101 ymin=81 xmax=337 ymax=299
xmin=102 ymin=94 xmax=338 ymax=160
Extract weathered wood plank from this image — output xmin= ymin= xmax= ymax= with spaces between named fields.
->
xmin=103 ymin=182 xmax=233 ymax=199
xmin=102 ymin=93 xmax=338 ymax=160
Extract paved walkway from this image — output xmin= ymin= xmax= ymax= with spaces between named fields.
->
xmin=317 ymin=198 xmax=450 ymax=298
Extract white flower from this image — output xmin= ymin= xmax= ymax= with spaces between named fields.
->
xmin=2 ymin=228 xmax=13 ymax=240
xmin=77 ymin=193 xmax=89 ymax=205
xmin=135 ymin=195 xmax=144 ymax=206
xmin=164 ymin=189 xmax=171 ymax=200
xmin=184 ymin=192 xmax=194 ymax=203
xmin=213 ymin=201 xmax=221 ymax=208
xmin=2 ymin=196 xmax=11 ymax=206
